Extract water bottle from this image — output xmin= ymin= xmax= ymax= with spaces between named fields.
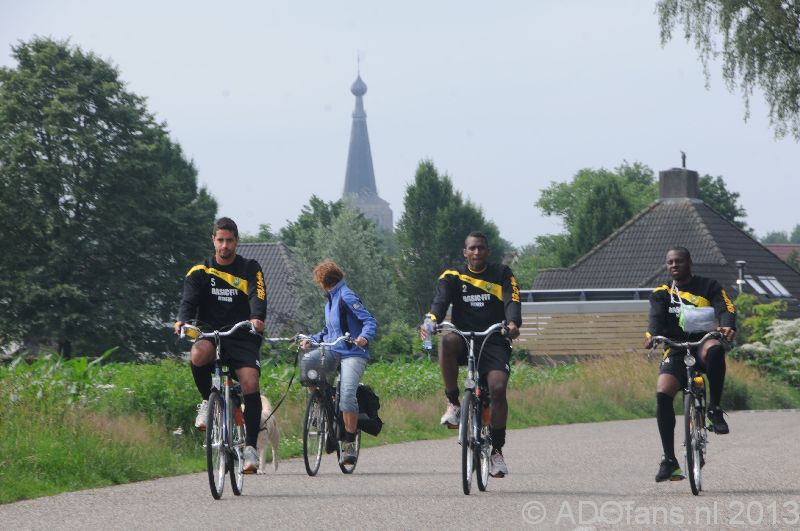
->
xmin=422 ymin=317 xmax=434 ymax=350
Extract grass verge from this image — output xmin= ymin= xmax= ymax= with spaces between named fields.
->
xmin=1 ymin=353 xmax=798 ymax=503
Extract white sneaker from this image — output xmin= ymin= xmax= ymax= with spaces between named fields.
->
xmin=490 ymin=451 xmax=508 ymax=478
xmin=194 ymin=400 xmax=209 ymax=430
xmin=440 ymin=403 xmax=460 ymax=427
xmin=243 ymin=445 xmax=259 ymax=473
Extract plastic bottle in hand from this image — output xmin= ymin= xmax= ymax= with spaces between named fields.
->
xmin=422 ymin=317 xmax=434 ymax=350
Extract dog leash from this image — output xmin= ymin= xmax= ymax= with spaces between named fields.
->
xmin=259 ymin=338 xmax=300 ymax=430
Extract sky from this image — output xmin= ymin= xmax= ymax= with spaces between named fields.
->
xmin=2 ymin=0 xmax=798 ymax=248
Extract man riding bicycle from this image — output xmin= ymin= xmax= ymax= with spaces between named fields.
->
xmin=175 ymin=217 xmax=267 ymax=473
xmin=420 ymin=231 xmax=521 ymax=478
xmin=645 ymin=246 xmax=736 ymax=482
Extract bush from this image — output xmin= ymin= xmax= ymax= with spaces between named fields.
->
xmin=734 ymin=293 xmax=787 ymax=343
xmin=371 ymin=321 xmax=425 ymax=361
xmin=734 ymin=318 xmax=800 ymax=386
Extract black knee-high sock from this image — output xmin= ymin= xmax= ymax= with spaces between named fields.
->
xmin=244 ymin=392 xmax=262 ymax=448
xmin=656 ymin=392 xmax=676 ymax=460
xmin=705 ymin=345 xmax=726 ymax=408
xmin=445 ymin=389 xmax=460 ymax=407
xmin=191 ymin=362 xmax=213 ymax=400
xmin=491 ymin=427 xmax=506 ymax=453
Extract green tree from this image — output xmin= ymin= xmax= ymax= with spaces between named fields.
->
xmin=791 ymin=224 xmax=800 ymax=243
xmin=786 ymin=249 xmax=800 ymax=273
xmin=762 ymin=231 xmax=790 ymax=244
xmin=0 ymin=38 xmax=216 ymax=358
xmin=395 ymin=160 xmax=509 ymax=317
xmin=279 ymin=196 xmax=344 ymax=248
xmin=535 ymin=162 xmax=748 ymax=266
xmin=287 ymin=202 xmax=401 ymax=332
xmin=240 ymin=223 xmax=279 ymax=243
xmin=535 ymin=162 xmax=655 ymax=266
xmin=699 ymin=174 xmax=748 ymax=230
xmin=510 ymin=244 xmax=561 ymax=289
xmin=657 ymin=0 xmax=800 ymax=139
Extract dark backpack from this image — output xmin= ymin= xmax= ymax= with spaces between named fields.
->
xmin=356 ymin=384 xmax=383 ymax=436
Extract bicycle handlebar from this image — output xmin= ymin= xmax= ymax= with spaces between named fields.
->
xmin=436 ymin=321 xmax=507 ymax=338
xmin=650 ymin=331 xmax=724 ymax=352
xmin=180 ymin=320 xmax=256 ymax=341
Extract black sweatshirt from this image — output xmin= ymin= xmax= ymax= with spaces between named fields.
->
xmin=647 ymin=275 xmax=736 ymax=341
xmin=178 ymin=255 xmax=267 ymax=341
xmin=426 ymin=263 xmax=522 ymax=340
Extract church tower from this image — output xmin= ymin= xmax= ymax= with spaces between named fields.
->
xmin=342 ymin=73 xmax=393 ymax=230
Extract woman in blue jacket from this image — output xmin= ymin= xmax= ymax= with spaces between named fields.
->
xmin=300 ymin=261 xmax=377 ymax=465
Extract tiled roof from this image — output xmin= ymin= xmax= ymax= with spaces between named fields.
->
xmin=534 ymin=198 xmax=800 ymax=316
xmin=765 ymin=244 xmax=800 ymax=261
xmin=237 ymin=243 xmax=300 ymax=336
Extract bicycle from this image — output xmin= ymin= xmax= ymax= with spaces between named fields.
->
xmin=650 ymin=330 xmax=723 ymax=496
xmin=296 ymin=333 xmax=362 ymax=476
xmin=181 ymin=320 xmax=257 ymax=500
xmin=435 ymin=321 xmax=507 ymax=495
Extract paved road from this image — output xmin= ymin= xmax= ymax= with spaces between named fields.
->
xmin=3 ymin=410 xmax=799 ymax=530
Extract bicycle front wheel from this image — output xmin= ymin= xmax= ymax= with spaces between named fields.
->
xmin=460 ymin=391 xmax=475 ymax=495
xmin=229 ymin=401 xmax=246 ymax=496
xmin=206 ymin=392 xmax=226 ymax=499
xmin=476 ymin=403 xmax=491 ymax=492
xmin=303 ymin=391 xmax=326 ymax=476
xmin=684 ymin=393 xmax=702 ymax=495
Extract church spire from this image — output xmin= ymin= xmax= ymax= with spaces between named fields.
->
xmin=341 ymin=70 xmax=393 ymax=230
xmin=343 ymin=74 xmax=377 ymax=197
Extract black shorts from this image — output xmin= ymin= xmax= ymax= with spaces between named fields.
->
xmin=198 ymin=335 xmax=261 ymax=372
xmin=448 ymin=334 xmax=511 ymax=376
xmin=658 ymin=346 xmax=707 ymax=389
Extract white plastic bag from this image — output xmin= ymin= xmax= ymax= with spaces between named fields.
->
xmin=671 ymin=281 xmax=718 ymax=333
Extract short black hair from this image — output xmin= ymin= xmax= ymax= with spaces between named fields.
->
xmin=213 ymin=217 xmax=239 ymax=238
xmin=465 ymin=231 xmax=489 ymax=248
xmin=667 ymin=246 xmax=691 ymax=261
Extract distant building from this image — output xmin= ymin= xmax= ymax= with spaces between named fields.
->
xmin=765 ymin=243 xmax=800 ymax=262
xmin=533 ymin=168 xmax=800 ymax=317
xmin=236 ymin=243 xmax=300 ymax=336
xmin=341 ymin=73 xmax=393 ymax=230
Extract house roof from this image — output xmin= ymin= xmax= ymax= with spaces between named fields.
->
xmin=534 ymin=196 xmax=800 ymax=316
xmin=237 ymin=243 xmax=300 ymax=336
xmin=765 ymin=243 xmax=800 ymax=261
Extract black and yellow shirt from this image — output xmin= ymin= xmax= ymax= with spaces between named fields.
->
xmin=178 ymin=255 xmax=267 ymax=341
xmin=647 ymin=275 xmax=736 ymax=342
xmin=427 ymin=263 xmax=521 ymax=341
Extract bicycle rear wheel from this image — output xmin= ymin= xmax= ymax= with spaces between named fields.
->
xmin=460 ymin=391 xmax=475 ymax=495
xmin=303 ymin=391 xmax=326 ymax=476
xmin=684 ymin=393 xmax=702 ymax=495
xmin=476 ymin=402 xmax=491 ymax=492
xmin=229 ymin=401 xmax=246 ymax=496
xmin=206 ymin=392 xmax=226 ymax=499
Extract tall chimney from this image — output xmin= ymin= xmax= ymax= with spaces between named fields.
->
xmin=659 ymin=168 xmax=699 ymax=200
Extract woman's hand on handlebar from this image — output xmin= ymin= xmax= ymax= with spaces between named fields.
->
xmin=249 ymin=319 xmax=265 ymax=334
xmin=354 ymin=336 xmax=368 ymax=349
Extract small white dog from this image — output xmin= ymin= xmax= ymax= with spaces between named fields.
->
xmin=256 ymin=394 xmax=280 ymax=473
